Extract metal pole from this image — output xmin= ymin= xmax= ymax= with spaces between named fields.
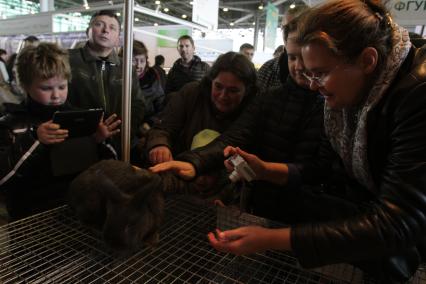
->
xmin=253 ymin=11 xmax=259 ymax=50
xmin=121 ymin=0 xmax=134 ymax=162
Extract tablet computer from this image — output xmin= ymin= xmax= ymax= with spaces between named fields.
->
xmin=52 ymin=109 xmax=103 ymax=138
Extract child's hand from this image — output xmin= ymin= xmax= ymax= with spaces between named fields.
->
xmin=37 ymin=120 xmax=68 ymax=145
xmin=94 ymin=113 xmax=121 ymax=143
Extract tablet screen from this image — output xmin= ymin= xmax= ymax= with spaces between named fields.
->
xmin=52 ymin=109 xmax=103 ymax=138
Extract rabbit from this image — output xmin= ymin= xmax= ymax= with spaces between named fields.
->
xmin=69 ymin=159 xmax=164 ymax=252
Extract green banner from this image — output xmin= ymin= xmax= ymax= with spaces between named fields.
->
xmin=157 ymin=29 xmax=190 ymax=48
xmin=265 ymin=2 xmax=279 ymax=50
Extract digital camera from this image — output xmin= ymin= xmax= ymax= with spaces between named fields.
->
xmin=227 ymin=154 xmax=256 ymax=182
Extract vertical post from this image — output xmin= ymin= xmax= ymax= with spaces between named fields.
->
xmin=253 ymin=11 xmax=259 ymax=50
xmin=40 ymin=0 xmax=54 ymax=12
xmin=121 ymin=0 xmax=134 ymax=162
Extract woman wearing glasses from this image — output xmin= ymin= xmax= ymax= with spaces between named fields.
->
xmin=156 ymin=0 xmax=426 ymax=282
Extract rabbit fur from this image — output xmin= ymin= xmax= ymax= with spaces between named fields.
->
xmin=69 ymin=159 xmax=164 ymax=252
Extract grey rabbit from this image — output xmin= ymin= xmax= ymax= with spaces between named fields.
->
xmin=69 ymin=159 xmax=164 ymax=252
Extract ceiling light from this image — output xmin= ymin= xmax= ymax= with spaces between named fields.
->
xmin=223 ymin=7 xmax=228 ymax=12
xmin=230 ymin=22 xmax=234 ymax=26
xmin=108 ymin=0 xmax=113 ymax=4
xmin=258 ymin=5 xmax=264 ymax=10
xmin=155 ymin=0 xmax=160 ymax=4
xmin=290 ymin=3 xmax=296 ymax=9
xmin=252 ymin=22 xmax=256 ymax=25
xmin=116 ymin=12 xmax=121 ymax=16
xmin=164 ymin=7 xmax=169 ymax=12
xmin=182 ymin=14 xmax=187 ymax=19
xmin=154 ymin=23 xmax=158 ymax=26
xmin=135 ymin=17 xmax=139 ymax=21
xmin=189 ymin=1 xmax=194 ymax=5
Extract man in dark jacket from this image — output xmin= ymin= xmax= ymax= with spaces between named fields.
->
xmin=67 ymin=10 xmax=145 ymax=156
xmin=164 ymin=35 xmax=210 ymax=95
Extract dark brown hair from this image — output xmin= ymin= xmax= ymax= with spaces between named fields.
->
xmin=133 ymin=40 xmax=148 ymax=57
xmin=297 ymin=0 xmax=393 ymax=69
xmin=202 ymin=51 xmax=257 ymax=98
xmin=89 ymin=10 xmax=121 ymax=31
xmin=177 ymin=35 xmax=194 ymax=47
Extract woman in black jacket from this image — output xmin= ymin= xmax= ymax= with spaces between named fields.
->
xmin=151 ymin=0 xmax=426 ymax=282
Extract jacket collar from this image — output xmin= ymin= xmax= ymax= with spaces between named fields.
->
xmin=174 ymin=55 xmax=202 ymax=68
xmin=81 ymin=42 xmax=120 ymax=65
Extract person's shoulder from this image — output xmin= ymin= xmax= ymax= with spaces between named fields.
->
xmin=411 ymin=46 xmax=426 ymax=83
xmin=260 ymin=57 xmax=279 ymax=69
xmin=179 ymin=81 xmax=202 ymax=96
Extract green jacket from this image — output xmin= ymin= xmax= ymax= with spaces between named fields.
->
xmin=67 ymin=43 xmax=145 ymax=153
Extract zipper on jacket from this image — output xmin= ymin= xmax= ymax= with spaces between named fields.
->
xmin=100 ymin=61 xmax=107 ymax=111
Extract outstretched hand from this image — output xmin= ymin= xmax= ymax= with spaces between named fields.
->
xmin=94 ymin=113 xmax=121 ymax=143
xmin=149 ymin=160 xmax=196 ymax=180
xmin=207 ymin=226 xmax=291 ymax=255
xmin=149 ymin=146 xmax=173 ymax=165
xmin=37 ymin=120 xmax=68 ymax=145
xmin=223 ymin=146 xmax=266 ymax=179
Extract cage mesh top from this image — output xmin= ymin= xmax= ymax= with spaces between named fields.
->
xmin=0 ymin=196 xmax=424 ymax=283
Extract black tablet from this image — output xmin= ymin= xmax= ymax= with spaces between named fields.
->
xmin=52 ymin=109 xmax=103 ymax=138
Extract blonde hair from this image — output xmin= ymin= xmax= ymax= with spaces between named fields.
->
xmin=16 ymin=42 xmax=71 ymax=90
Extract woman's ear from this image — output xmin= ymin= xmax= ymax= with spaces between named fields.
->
xmin=359 ymin=47 xmax=378 ymax=74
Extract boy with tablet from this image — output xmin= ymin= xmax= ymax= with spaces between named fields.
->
xmin=0 ymin=43 xmax=121 ymax=221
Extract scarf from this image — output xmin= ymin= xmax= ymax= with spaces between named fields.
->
xmin=324 ymin=23 xmax=411 ymax=192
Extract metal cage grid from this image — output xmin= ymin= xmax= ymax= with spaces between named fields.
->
xmin=0 ymin=196 xmax=424 ymax=283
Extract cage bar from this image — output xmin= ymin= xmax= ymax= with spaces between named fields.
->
xmin=0 ymin=196 xmax=424 ymax=283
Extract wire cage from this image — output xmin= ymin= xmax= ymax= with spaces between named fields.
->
xmin=0 ymin=196 xmax=424 ymax=283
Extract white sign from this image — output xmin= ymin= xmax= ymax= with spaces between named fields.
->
xmin=305 ymin=0 xmax=426 ymax=26
xmin=0 ymin=14 xmax=53 ymax=36
xmin=192 ymin=0 xmax=219 ymax=30
xmin=389 ymin=0 xmax=426 ymax=25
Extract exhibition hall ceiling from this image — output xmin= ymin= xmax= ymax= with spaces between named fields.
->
xmin=37 ymin=0 xmax=308 ymax=29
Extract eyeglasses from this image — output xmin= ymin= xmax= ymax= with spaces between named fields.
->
xmin=302 ymin=65 xmax=347 ymax=87
xmin=302 ymin=72 xmax=330 ymax=87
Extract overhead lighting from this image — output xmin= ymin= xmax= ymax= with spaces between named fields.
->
xmin=189 ymin=1 xmax=194 ymax=5
xmin=84 ymin=5 xmax=90 ymax=9
xmin=116 ymin=12 xmax=121 ymax=16
xmin=230 ymin=22 xmax=234 ymax=26
xmin=155 ymin=0 xmax=160 ymax=4
xmin=223 ymin=7 xmax=228 ymax=12
xmin=290 ymin=3 xmax=296 ymax=9
xmin=135 ymin=17 xmax=139 ymax=21
xmin=252 ymin=22 xmax=256 ymax=25
xmin=164 ymin=7 xmax=169 ymax=12
xmin=258 ymin=4 xmax=264 ymax=10
xmin=182 ymin=14 xmax=187 ymax=19
xmin=108 ymin=1 xmax=114 ymax=4
xmin=154 ymin=23 xmax=158 ymax=26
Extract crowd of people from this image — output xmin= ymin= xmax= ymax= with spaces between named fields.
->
xmin=0 ymin=0 xmax=426 ymax=282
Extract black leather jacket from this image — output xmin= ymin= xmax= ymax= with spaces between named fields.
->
xmin=291 ymin=47 xmax=426 ymax=281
